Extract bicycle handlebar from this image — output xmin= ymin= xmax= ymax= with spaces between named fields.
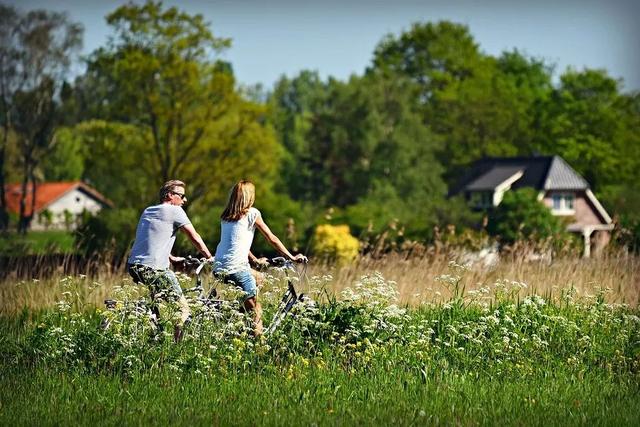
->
xmin=269 ymin=256 xmax=308 ymax=266
xmin=184 ymin=255 xmax=215 ymax=276
xmin=269 ymin=256 xmax=290 ymax=267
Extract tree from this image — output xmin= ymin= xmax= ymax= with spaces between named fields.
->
xmin=0 ymin=5 xmax=19 ymax=230
xmin=268 ymin=71 xmax=327 ymax=199
xmin=487 ymin=188 xmax=567 ymax=245
xmin=540 ymin=69 xmax=638 ymax=194
xmin=81 ymin=1 xmax=280 ymax=211
xmin=269 ymin=70 xmax=447 ymax=237
xmin=40 ymin=127 xmax=84 ymax=181
xmin=371 ymin=23 xmax=558 ymax=181
xmin=0 ymin=6 xmax=82 ymax=232
xmin=371 ymin=21 xmax=482 ymax=103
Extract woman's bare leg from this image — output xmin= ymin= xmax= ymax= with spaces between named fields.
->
xmin=251 ymin=268 xmax=264 ymax=288
xmin=244 ymin=296 xmax=263 ymax=336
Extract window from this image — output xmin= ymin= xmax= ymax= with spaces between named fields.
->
xmin=470 ymin=191 xmax=493 ymax=208
xmin=551 ymin=193 xmax=575 ymax=214
xmin=565 ymin=195 xmax=574 ymax=210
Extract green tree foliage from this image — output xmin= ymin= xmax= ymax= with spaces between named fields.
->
xmin=268 ymin=71 xmax=327 ymax=199
xmin=0 ymin=4 xmax=19 ymax=230
xmin=64 ymin=120 xmax=157 ymax=208
xmin=533 ymin=69 xmax=640 ymax=248
xmin=540 ymin=70 xmax=640 ymax=199
xmin=434 ymin=50 xmax=554 ymax=174
xmin=371 ymin=23 xmax=556 ymax=180
xmin=40 ymin=127 xmax=84 ymax=181
xmin=79 ymin=1 xmax=280 ymax=211
xmin=269 ymin=71 xmax=449 ymax=237
xmin=368 ymin=20 xmax=640 ymax=249
xmin=0 ymin=5 xmax=82 ymax=231
xmin=75 ymin=207 xmax=139 ymax=259
xmin=372 ymin=21 xmax=482 ymax=102
xmin=487 ymin=188 xmax=567 ymax=245
xmin=5 ymin=5 xmax=638 ymax=254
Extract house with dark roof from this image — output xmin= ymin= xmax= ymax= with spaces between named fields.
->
xmin=450 ymin=156 xmax=614 ymax=257
xmin=4 ymin=181 xmax=113 ymax=231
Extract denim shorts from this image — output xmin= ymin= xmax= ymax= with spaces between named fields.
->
xmin=215 ymin=269 xmax=257 ymax=300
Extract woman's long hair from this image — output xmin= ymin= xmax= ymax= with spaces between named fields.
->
xmin=221 ymin=180 xmax=255 ymax=221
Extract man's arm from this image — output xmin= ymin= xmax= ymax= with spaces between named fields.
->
xmin=179 ymin=223 xmax=214 ymax=260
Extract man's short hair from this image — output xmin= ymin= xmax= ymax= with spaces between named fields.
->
xmin=159 ymin=180 xmax=185 ymax=202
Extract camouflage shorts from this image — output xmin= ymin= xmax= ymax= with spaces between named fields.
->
xmin=127 ymin=263 xmax=183 ymax=302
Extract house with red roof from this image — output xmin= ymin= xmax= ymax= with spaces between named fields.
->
xmin=4 ymin=181 xmax=113 ymax=231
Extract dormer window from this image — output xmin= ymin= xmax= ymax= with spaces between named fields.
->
xmin=551 ymin=193 xmax=575 ymax=214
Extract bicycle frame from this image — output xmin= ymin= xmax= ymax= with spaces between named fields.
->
xmin=194 ymin=255 xmax=308 ymax=336
xmin=101 ymin=256 xmax=308 ymax=339
xmin=101 ymin=257 xmax=211 ymax=334
xmin=100 ymin=297 xmax=161 ymax=334
xmin=264 ymin=257 xmax=307 ymax=336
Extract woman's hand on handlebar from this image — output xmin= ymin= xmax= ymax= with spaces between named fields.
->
xmin=291 ymin=254 xmax=308 ymax=263
xmin=170 ymin=255 xmax=186 ymax=264
xmin=254 ymin=257 xmax=269 ymax=269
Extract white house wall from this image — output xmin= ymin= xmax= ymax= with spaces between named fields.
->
xmin=32 ymin=188 xmax=104 ymax=231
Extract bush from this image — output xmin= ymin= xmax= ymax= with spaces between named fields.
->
xmin=614 ymin=216 xmax=640 ymax=253
xmin=487 ymin=188 xmax=569 ymax=245
xmin=0 ymin=230 xmax=76 ymax=256
xmin=251 ymin=190 xmax=315 ymax=256
xmin=74 ymin=208 xmax=140 ymax=260
xmin=312 ymin=224 xmax=359 ymax=264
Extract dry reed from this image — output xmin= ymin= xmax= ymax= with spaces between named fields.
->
xmin=1 ymin=250 xmax=638 ymax=316
xmin=318 ymin=250 xmax=640 ymax=306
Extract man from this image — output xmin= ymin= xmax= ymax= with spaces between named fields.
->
xmin=127 ymin=180 xmax=214 ymax=342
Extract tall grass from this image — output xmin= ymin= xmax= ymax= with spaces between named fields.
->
xmin=1 ymin=255 xmax=639 ymax=425
xmin=326 ymin=250 xmax=640 ymax=306
xmin=2 ymin=251 xmax=638 ymax=316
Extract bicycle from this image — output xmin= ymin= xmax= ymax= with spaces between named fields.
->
xmin=183 ymin=255 xmax=310 ymax=337
xmin=100 ymin=256 xmax=215 ymax=340
xmin=100 ymin=256 xmax=310 ymax=340
xmin=263 ymin=256 xmax=309 ymax=336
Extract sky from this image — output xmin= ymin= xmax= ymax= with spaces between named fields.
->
xmin=9 ymin=0 xmax=640 ymax=92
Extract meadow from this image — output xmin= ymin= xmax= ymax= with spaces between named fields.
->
xmin=1 ymin=252 xmax=639 ymax=426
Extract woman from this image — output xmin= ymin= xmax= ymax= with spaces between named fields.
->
xmin=214 ymin=180 xmax=307 ymax=335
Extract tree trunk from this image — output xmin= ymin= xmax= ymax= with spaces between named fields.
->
xmin=18 ymin=173 xmax=29 ymax=234
xmin=0 ymin=142 xmax=8 ymax=231
xmin=18 ymin=147 xmax=35 ymax=234
xmin=0 ymin=102 xmax=9 ymax=232
xmin=28 ymin=170 xmax=36 ymax=231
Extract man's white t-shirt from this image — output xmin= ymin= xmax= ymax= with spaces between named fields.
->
xmin=127 ymin=204 xmax=191 ymax=270
xmin=214 ymin=207 xmax=261 ymax=274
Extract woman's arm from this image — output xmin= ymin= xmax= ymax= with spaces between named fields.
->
xmin=248 ymin=251 xmax=269 ymax=268
xmin=255 ymin=215 xmax=306 ymax=262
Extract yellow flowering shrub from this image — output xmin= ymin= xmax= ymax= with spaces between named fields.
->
xmin=312 ymin=224 xmax=360 ymax=264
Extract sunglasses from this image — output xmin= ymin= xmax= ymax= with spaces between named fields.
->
xmin=171 ymin=191 xmax=187 ymax=200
